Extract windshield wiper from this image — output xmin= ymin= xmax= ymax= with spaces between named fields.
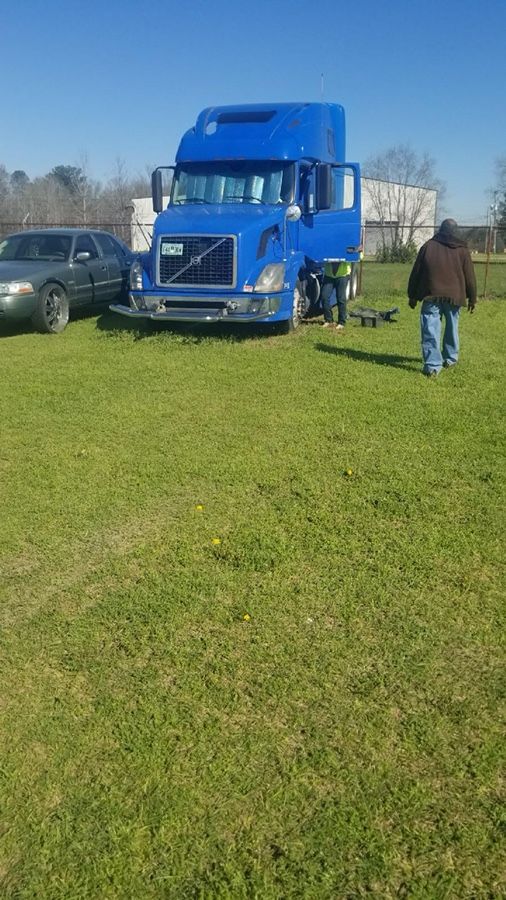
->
xmin=224 ymin=195 xmax=267 ymax=204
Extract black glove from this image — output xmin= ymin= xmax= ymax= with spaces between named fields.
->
xmin=408 ymin=297 xmax=417 ymax=310
xmin=468 ymin=301 xmax=476 ymax=314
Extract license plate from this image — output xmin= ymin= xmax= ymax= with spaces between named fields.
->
xmin=161 ymin=243 xmax=184 ymax=256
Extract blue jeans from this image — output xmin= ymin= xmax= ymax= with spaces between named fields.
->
xmin=420 ymin=299 xmax=460 ymax=373
xmin=321 ymin=277 xmax=348 ymax=324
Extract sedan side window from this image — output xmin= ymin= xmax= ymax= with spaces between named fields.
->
xmin=94 ymin=232 xmax=117 ymax=258
xmin=111 ymin=237 xmax=131 ymax=261
xmin=94 ymin=232 xmax=131 ymax=265
xmin=74 ymin=234 xmax=99 ymax=259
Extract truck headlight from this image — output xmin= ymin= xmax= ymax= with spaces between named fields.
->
xmin=0 ymin=281 xmax=34 ymax=295
xmin=130 ymin=260 xmax=143 ymax=290
xmin=253 ymin=263 xmax=285 ymax=293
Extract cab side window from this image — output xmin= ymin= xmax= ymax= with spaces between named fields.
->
xmin=331 ymin=168 xmax=355 ymax=211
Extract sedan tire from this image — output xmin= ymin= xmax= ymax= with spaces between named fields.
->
xmin=32 ymin=283 xmax=69 ymax=334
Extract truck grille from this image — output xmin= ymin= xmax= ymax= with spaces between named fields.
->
xmin=158 ymin=234 xmax=236 ymax=288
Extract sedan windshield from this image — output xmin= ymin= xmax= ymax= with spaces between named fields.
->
xmin=0 ymin=233 xmax=71 ymax=261
xmin=172 ymin=161 xmax=294 ymax=206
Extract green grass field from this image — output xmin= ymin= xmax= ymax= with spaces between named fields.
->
xmin=1 ymin=265 xmax=505 ymax=898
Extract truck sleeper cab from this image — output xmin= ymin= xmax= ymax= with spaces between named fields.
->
xmin=110 ymin=103 xmax=361 ymax=330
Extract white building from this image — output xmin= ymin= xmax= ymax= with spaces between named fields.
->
xmin=129 ymin=178 xmax=437 ymax=254
xmin=361 ymin=177 xmax=437 ymax=255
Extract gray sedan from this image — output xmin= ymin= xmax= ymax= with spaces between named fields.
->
xmin=0 ymin=229 xmax=135 ymax=333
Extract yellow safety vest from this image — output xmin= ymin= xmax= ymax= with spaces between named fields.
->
xmin=324 ymin=261 xmax=352 ymax=278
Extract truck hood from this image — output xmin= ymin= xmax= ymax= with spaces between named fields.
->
xmin=153 ymin=203 xmax=287 ymax=241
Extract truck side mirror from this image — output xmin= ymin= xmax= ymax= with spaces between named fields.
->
xmin=316 ymin=164 xmax=332 ymax=211
xmin=151 ymin=169 xmax=163 ymax=213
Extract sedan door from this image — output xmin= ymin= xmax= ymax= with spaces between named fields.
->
xmin=71 ymin=233 xmax=109 ymax=305
xmin=93 ymin=232 xmax=128 ymax=302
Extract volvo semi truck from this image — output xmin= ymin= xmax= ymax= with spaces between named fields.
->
xmin=110 ymin=102 xmax=361 ymax=330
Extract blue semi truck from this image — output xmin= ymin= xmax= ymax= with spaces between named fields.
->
xmin=110 ymin=102 xmax=361 ymax=330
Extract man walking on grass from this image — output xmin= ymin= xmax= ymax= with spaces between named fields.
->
xmin=408 ymin=218 xmax=477 ymax=377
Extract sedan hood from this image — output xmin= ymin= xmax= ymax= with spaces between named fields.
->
xmin=0 ymin=260 xmax=66 ymax=283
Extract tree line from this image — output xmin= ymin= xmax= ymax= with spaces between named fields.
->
xmin=0 ymin=160 xmax=151 ymax=238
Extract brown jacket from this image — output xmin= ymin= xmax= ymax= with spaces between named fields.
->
xmin=408 ymin=233 xmax=477 ymax=307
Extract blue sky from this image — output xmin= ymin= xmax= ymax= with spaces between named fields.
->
xmin=2 ymin=0 xmax=504 ymax=223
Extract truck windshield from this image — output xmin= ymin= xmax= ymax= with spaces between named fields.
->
xmin=172 ymin=161 xmax=294 ymax=206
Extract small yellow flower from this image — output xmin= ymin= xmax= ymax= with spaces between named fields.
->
xmin=211 ymin=537 xmax=221 ymax=545
xmin=243 ymin=613 xmax=251 ymax=622
xmin=195 ymin=504 xmax=204 ymax=511
xmin=346 ymin=468 xmax=353 ymax=476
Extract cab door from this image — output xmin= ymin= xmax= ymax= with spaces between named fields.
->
xmin=72 ymin=233 xmax=109 ymax=304
xmin=299 ymin=163 xmax=362 ymax=265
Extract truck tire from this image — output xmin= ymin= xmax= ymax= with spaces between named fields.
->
xmin=347 ymin=265 xmax=359 ymax=302
xmin=32 ymin=283 xmax=69 ymax=334
xmin=303 ymin=273 xmax=320 ymax=316
xmin=278 ymin=280 xmax=306 ymax=333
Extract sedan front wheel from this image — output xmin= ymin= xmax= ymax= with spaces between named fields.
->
xmin=32 ymin=283 xmax=69 ymax=334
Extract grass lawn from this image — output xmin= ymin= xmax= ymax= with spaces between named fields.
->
xmin=361 ymin=259 xmax=506 ymax=300
xmin=1 ymin=268 xmax=505 ymax=898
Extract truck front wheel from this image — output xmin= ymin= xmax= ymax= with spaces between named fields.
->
xmin=347 ymin=264 xmax=359 ymax=301
xmin=278 ymin=280 xmax=306 ymax=334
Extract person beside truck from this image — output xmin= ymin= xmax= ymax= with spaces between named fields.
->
xmin=321 ymin=260 xmax=352 ymax=329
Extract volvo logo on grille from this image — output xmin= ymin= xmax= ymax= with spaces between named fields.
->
xmin=191 ymin=256 xmax=202 ymax=266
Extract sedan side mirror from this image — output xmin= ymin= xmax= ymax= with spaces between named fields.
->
xmin=75 ymin=251 xmax=91 ymax=262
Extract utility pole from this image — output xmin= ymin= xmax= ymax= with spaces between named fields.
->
xmin=490 ymin=190 xmax=499 ymax=255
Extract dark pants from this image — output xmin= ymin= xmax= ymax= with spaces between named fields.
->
xmin=321 ymin=276 xmax=348 ymax=324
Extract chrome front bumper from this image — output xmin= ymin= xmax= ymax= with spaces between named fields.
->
xmin=109 ymin=293 xmax=282 ymax=323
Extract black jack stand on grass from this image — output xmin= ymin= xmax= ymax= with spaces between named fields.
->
xmin=349 ymin=306 xmax=400 ymax=327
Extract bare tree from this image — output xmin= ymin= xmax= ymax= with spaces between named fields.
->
xmin=363 ymin=145 xmax=445 ymax=251
xmin=0 ymin=164 xmax=10 ymax=218
xmin=0 ymin=156 xmax=154 ymax=244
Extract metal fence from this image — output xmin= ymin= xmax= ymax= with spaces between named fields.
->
xmin=2 ymin=220 xmax=505 ymax=257
xmin=363 ymin=222 xmax=506 ymax=255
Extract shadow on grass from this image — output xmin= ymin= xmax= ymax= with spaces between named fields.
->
xmin=95 ymin=309 xmax=276 ymax=343
xmin=316 ymin=342 xmax=420 ymax=371
xmin=0 ymin=321 xmax=30 ymax=338
xmin=0 ymin=303 xmax=111 ymax=338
